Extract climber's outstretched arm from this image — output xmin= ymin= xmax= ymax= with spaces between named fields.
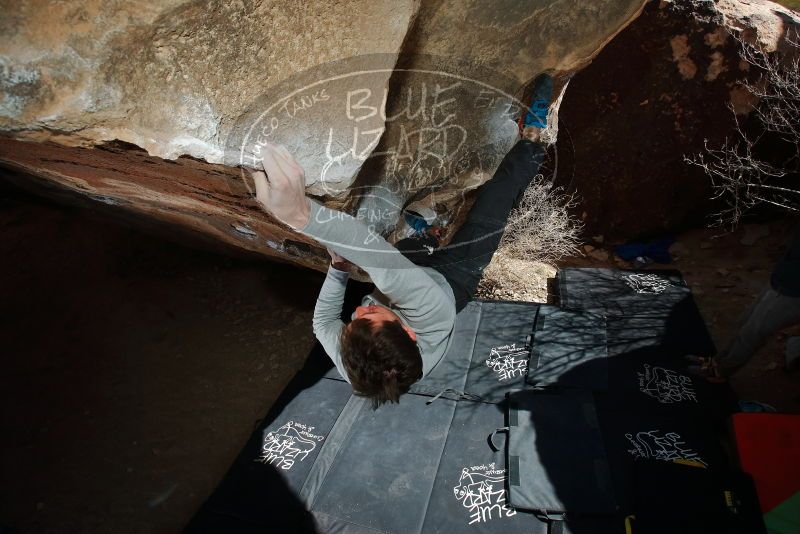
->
xmin=251 ymin=144 xmax=453 ymax=331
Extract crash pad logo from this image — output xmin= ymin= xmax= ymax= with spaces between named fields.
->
xmin=638 ymin=364 xmax=698 ymax=404
xmin=625 ymin=430 xmax=708 ymax=468
xmin=486 ymin=343 xmax=528 ymax=381
xmin=257 ymin=421 xmax=325 ymax=471
xmin=453 ymin=464 xmax=516 ymax=525
xmin=621 ymin=273 xmax=672 ymax=295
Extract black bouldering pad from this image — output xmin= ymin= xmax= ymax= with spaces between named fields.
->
xmin=558 ymin=268 xmax=692 ymax=318
xmin=189 ymin=269 xmax=760 ymax=534
xmin=558 ymin=268 xmax=716 ymax=357
xmin=506 ymin=390 xmax=616 ymax=515
xmin=525 ymin=306 xmax=608 ymax=389
xmin=594 ymin=398 xmax=731 ymax=514
xmin=411 ymin=300 xmax=541 ymax=403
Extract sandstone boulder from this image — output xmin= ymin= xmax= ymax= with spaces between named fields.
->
xmin=1 ymin=1 xmax=652 ymax=269
xmin=553 ymin=0 xmax=799 ymax=240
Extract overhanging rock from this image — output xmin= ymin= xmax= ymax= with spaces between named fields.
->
xmin=0 ymin=0 xmax=648 ymax=270
xmin=0 ymin=0 xmax=416 ymax=164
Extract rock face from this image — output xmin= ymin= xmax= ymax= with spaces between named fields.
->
xmin=0 ymin=0 xmax=648 ymax=267
xmin=1 ymin=0 xmax=662 ymax=269
xmin=343 ymin=0 xmax=647 ymax=236
xmin=552 ymin=0 xmax=800 ymax=240
xmin=0 ymin=136 xmax=328 ymax=269
xmin=0 ymin=0 xmax=415 ymax=162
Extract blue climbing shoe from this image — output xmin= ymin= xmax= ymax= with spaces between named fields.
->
xmin=404 ymin=210 xmax=431 ymax=235
xmin=523 ymin=73 xmax=554 ymax=129
xmin=402 ymin=208 xmax=443 ymax=242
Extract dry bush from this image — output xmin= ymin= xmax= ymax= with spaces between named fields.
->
xmin=687 ymin=30 xmax=800 ymax=229
xmin=478 ymin=175 xmax=583 ymax=301
xmin=479 ymin=255 xmax=556 ymax=302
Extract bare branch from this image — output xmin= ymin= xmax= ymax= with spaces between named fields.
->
xmin=497 ymin=175 xmax=584 ymax=264
xmin=685 ymin=28 xmax=799 ymax=229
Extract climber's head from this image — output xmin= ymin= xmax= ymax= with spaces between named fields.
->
xmin=340 ymin=305 xmax=422 ymax=407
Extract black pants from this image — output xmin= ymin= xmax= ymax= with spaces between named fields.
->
xmin=397 ymin=139 xmax=546 ymax=312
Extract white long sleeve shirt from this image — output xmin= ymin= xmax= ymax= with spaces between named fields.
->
xmin=301 ymin=199 xmax=457 ymax=383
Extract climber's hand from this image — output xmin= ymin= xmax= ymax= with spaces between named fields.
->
xmin=251 ymin=143 xmax=310 ymax=230
xmin=327 ymin=248 xmax=354 ymax=272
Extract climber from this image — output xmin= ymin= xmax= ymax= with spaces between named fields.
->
xmin=252 ymin=74 xmax=555 ymax=406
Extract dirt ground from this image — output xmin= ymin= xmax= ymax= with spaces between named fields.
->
xmin=1 ymin=188 xmax=798 ymax=533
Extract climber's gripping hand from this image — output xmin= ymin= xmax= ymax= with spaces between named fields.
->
xmin=327 ymin=248 xmax=354 ymax=273
xmin=251 ymin=143 xmax=311 ymax=230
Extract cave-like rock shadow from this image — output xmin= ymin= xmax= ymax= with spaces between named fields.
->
xmin=185 ymin=279 xmax=374 ymax=533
